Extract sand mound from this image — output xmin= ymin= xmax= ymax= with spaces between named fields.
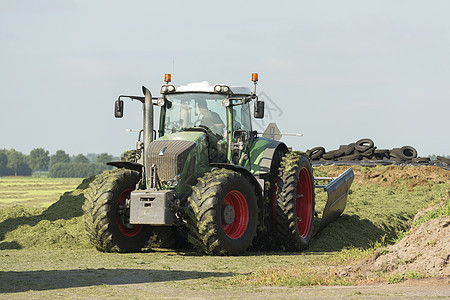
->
xmin=343 ymin=214 xmax=449 ymax=282
xmin=373 ymin=217 xmax=448 ymax=276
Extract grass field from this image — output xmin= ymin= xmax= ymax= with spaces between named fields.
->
xmin=0 ymin=166 xmax=449 ymax=298
xmin=0 ymin=177 xmax=82 ymax=209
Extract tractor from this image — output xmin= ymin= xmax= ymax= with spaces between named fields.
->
xmin=82 ymin=73 xmax=354 ymax=255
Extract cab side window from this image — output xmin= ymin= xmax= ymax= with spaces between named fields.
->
xmin=240 ymin=103 xmax=252 ymax=131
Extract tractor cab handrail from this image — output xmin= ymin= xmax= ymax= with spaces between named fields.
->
xmin=118 ymin=95 xmax=161 ymax=104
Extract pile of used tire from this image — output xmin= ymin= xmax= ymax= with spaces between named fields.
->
xmin=306 ymin=138 xmax=447 ymax=165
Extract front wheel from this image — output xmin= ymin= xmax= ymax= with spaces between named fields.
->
xmin=276 ymin=152 xmax=315 ymax=251
xmin=187 ymin=169 xmax=258 ymax=255
xmin=82 ymin=169 xmax=152 ymax=252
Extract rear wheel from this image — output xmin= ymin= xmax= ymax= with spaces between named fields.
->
xmin=121 ymin=149 xmax=140 ymax=162
xmin=187 ymin=169 xmax=258 ymax=255
xmin=82 ymin=169 xmax=152 ymax=252
xmin=276 ymin=152 xmax=315 ymax=251
xmin=251 ymin=148 xmax=287 ymax=250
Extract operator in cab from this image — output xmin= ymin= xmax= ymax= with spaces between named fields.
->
xmin=197 ymin=99 xmax=225 ymax=135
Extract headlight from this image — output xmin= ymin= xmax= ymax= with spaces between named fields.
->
xmin=166 ymin=174 xmax=181 ymax=187
xmin=222 ymin=98 xmax=231 ymax=107
xmin=160 ymin=85 xmax=168 ymax=93
xmin=214 ymin=85 xmax=231 ymax=93
xmin=157 ymin=98 xmax=165 ymax=106
xmin=168 ymin=85 xmax=175 ymax=92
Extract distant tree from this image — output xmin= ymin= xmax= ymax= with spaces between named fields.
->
xmin=6 ymin=149 xmax=31 ymax=176
xmin=96 ymin=153 xmax=113 ymax=164
xmin=73 ymin=154 xmax=89 ymax=164
xmin=86 ymin=153 xmax=98 ymax=163
xmin=50 ymin=150 xmax=70 ymax=166
xmin=0 ymin=150 xmax=8 ymax=176
xmin=49 ymin=162 xmax=109 ymax=178
xmin=29 ymin=148 xmax=50 ymax=175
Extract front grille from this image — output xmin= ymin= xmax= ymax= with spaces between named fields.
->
xmin=147 ymin=140 xmax=195 ymax=181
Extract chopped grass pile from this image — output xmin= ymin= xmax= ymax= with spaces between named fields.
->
xmin=234 ymin=165 xmax=449 ymax=287
xmin=0 ymin=176 xmax=95 ymax=250
xmin=310 ymin=165 xmax=450 ymax=252
xmin=1 ymin=165 xmax=448 ymax=255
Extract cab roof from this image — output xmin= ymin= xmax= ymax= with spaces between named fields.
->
xmin=174 ymin=81 xmax=252 ymax=95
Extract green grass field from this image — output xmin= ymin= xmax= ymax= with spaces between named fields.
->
xmin=0 ymin=166 xmax=448 ymax=298
xmin=0 ymin=177 xmax=82 ymax=209
xmin=0 ymin=166 xmax=448 ymax=252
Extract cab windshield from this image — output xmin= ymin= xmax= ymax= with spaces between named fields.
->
xmin=164 ymin=93 xmax=227 ymax=136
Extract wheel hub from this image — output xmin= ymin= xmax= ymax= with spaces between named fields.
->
xmin=116 ymin=188 xmax=143 ymax=237
xmin=222 ymin=204 xmax=235 ymax=225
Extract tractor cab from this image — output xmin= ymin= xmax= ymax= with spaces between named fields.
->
xmin=157 ymin=76 xmax=261 ymax=166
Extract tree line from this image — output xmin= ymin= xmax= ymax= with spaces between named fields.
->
xmin=0 ymin=148 xmax=118 ymax=178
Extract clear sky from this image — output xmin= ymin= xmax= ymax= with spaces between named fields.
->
xmin=1 ymin=0 xmax=449 ymax=157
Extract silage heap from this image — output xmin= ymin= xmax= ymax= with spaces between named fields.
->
xmin=0 ymin=176 xmax=96 ymax=250
xmin=310 ymin=165 xmax=450 ymax=252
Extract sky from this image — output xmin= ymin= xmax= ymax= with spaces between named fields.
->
xmin=1 ymin=0 xmax=449 ymax=157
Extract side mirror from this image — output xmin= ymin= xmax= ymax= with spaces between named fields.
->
xmin=115 ymin=99 xmax=124 ymax=118
xmin=254 ymin=100 xmax=264 ymax=119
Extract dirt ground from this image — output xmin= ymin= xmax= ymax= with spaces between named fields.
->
xmin=340 ymin=216 xmax=449 ymax=281
xmin=0 ymin=270 xmax=448 ymax=299
xmin=1 ymin=223 xmax=448 ymax=299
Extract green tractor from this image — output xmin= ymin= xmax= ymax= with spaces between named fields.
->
xmin=83 ymin=73 xmax=354 ymax=255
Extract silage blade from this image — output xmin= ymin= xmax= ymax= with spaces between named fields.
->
xmin=317 ymin=168 xmax=354 ymax=233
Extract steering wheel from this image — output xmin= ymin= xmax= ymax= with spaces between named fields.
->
xmin=198 ymin=124 xmax=212 ymax=132
xmin=199 ymin=125 xmax=224 ymax=140
xmin=166 ymin=120 xmax=182 ymax=132
xmin=193 ymin=118 xmax=203 ymax=127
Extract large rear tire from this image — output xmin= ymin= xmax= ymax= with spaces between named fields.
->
xmin=187 ymin=169 xmax=258 ymax=255
xmin=251 ymin=148 xmax=287 ymax=250
xmin=82 ymin=169 xmax=152 ymax=252
xmin=276 ymin=152 xmax=315 ymax=251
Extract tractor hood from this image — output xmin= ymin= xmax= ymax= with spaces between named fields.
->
xmin=146 ymin=131 xmax=210 ymax=192
xmin=157 ymin=131 xmax=209 ymax=144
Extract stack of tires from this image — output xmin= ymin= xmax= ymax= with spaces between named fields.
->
xmin=306 ymin=138 xmax=425 ymax=162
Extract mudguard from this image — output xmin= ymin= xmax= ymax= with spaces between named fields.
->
xmin=107 ymin=161 xmax=144 ymax=172
xmin=316 ymin=168 xmax=354 ymax=233
xmin=247 ymin=137 xmax=288 ymax=176
xmin=258 ymin=142 xmax=288 ymax=175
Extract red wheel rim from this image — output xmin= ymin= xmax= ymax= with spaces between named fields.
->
xmin=116 ymin=188 xmax=142 ymax=237
xmin=222 ymin=190 xmax=249 ymax=239
xmin=296 ymin=167 xmax=313 ymax=238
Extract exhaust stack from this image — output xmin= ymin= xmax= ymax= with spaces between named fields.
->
xmin=142 ymin=86 xmax=154 ymax=187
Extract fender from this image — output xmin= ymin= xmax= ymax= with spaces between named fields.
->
xmin=258 ymin=141 xmax=289 ymax=175
xmin=107 ymin=161 xmax=144 ymax=173
xmin=247 ymin=137 xmax=288 ymax=176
